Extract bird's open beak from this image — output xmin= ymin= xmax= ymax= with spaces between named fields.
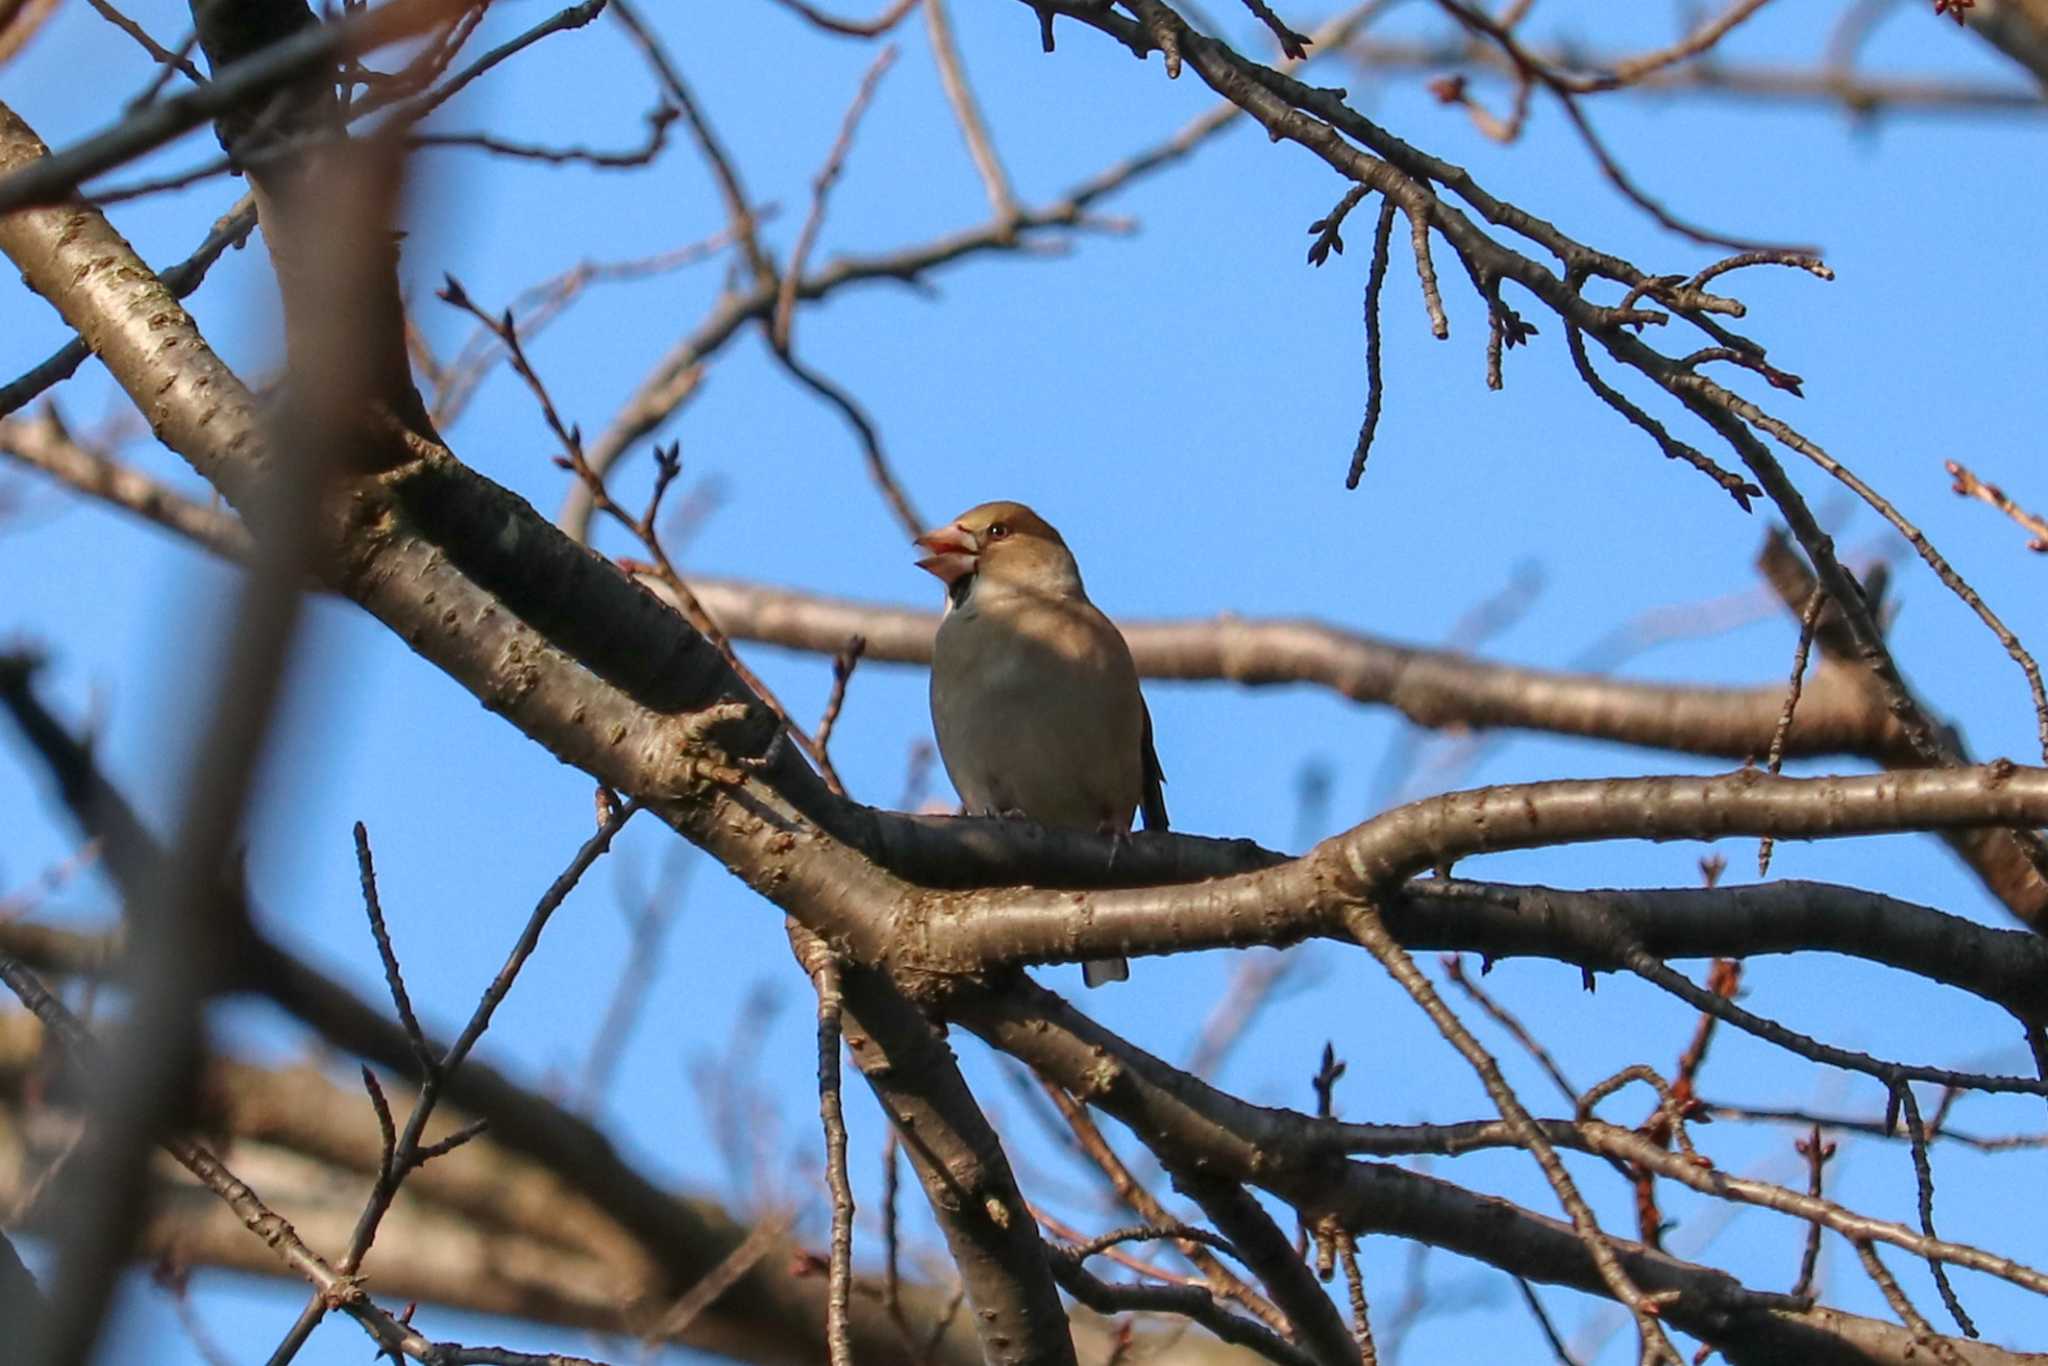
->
xmin=914 ymin=524 xmax=979 ymax=585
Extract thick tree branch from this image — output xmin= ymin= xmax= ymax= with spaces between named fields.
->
xmin=0 ymin=1012 xmax=1003 ymax=1366
xmin=189 ymin=0 xmax=440 ymax=448
xmin=0 ymin=196 xmax=256 ymax=418
xmin=896 ymin=767 xmax=2048 ymax=1001
xmin=1169 ymin=1175 xmax=1357 ymax=1366
xmin=0 ymin=404 xmax=1918 ymax=771
xmin=951 ymin=979 xmax=2032 ymax=1366
xmin=679 ymin=575 xmax=1902 ymax=761
xmin=790 ymin=928 xmax=1076 ymax=1366
xmin=0 ymin=676 xmax=990 ymax=1365
xmin=0 ymin=100 xmax=270 ymax=507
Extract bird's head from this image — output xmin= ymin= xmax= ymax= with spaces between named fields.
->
xmin=914 ymin=501 xmax=1083 ymax=605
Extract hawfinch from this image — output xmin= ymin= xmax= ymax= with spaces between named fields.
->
xmin=914 ymin=501 xmax=1167 ymax=987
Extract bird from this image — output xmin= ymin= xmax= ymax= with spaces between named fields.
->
xmin=913 ymin=500 xmax=1167 ymax=987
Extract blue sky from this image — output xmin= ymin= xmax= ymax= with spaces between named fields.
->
xmin=5 ymin=1 xmax=2048 ymax=1362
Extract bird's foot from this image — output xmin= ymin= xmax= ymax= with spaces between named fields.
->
xmin=1099 ymin=820 xmax=1132 ymax=873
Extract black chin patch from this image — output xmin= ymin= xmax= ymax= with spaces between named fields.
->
xmin=947 ymin=572 xmax=976 ymax=610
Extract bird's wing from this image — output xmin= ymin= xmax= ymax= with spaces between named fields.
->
xmin=1139 ymin=696 xmax=1169 ymax=832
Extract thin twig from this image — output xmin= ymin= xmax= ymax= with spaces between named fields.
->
xmin=82 ymin=0 xmax=206 ymax=85
xmin=1895 ymin=1084 xmax=1978 ymax=1338
xmin=1589 ymin=0 xmax=1774 ymax=91
xmin=773 ymin=43 xmax=899 ymax=348
xmin=925 ymin=0 xmax=1017 ymax=222
xmin=879 ymin=1133 xmax=918 ymax=1353
xmin=1710 ymin=1099 xmax=2048 ymax=1153
xmin=0 ymin=955 xmax=584 ymax=1366
xmin=1344 ymin=906 xmax=1682 ymax=1365
xmin=353 ymin=822 xmax=432 ymax=1072
xmin=813 ymin=634 xmax=867 ymax=796
xmin=1512 ymin=1275 xmax=1578 ymax=1365
xmin=1682 ymin=249 xmax=1834 ymax=295
xmin=1441 ymin=953 xmax=1578 ymax=1106
xmin=1344 ymin=199 xmax=1397 ymax=488
xmin=1948 ymin=459 xmax=2048 ymax=553
xmin=1239 ymin=0 xmax=1311 ymax=58
xmin=1037 ymin=1080 xmax=1287 ymax=1333
xmin=773 ymin=348 xmax=926 ymax=540
xmin=1436 ymin=0 xmax=1816 ymax=252
xmin=1337 ymin=1230 xmax=1378 ymax=1364
xmin=268 ymin=801 xmax=638 ymax=1364
xmin=389 ymin=0 xmax=606 ymax=127
xmin=651 ymin=1212 xmax=794 ymax=1339
xmin=1562 ymin=318 xmax=1759 ymax=510
xmin=1305 ymin=182 xmax=1369 ymax=267
xmin=1853 ymin=1238 xmax=1969 ymax=1366
xmin=1759 ymin=588 xmax=1825 ymax=875
xmin=1402 ymin=202 xmax=1449 ymax=339
xmin=766 ymin=0 xmax=921 ymax=37
xmin=609 ymin=0 xmax=773 ymax=286
xmin=410 ymin=103 xmax=678 ymax=168
xmin=1625 ymin=942 xmax=2048 ymax=1098
xmin=430 ymin=220 xmax=755 ymax=429
xmin=813 ymin=957 xmax=855 ymax=1366
xmin=1791 ymin=1124 xmax=1835 ymax=1299
xmin=1053 ymin=1220 xmax=1247 ymax=1266
xmin=126 ymin=25 xmax=206 ymax=107
xmin=435 ymin=278 xmax=830 ymax=775
xmin=1732 ymin=398 xmax=2048 ymax=764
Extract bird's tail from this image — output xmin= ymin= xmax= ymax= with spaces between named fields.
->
xmin=1083 ymin=957 xmax=1130 ymax=988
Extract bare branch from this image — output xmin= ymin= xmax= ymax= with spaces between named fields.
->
xmin=765 ymin=0 xmax=921 ymax=39
xmin=773 ymin=44 xmax=898 ymax=349
xmin=811 ymin=956 xmax=856 ymax=1366
xmin=1342 ymin=35 xmax=2048 ymax=117
xmin=788 ymin=928 xmax=1077 ymax=1365
xmin=0 ymin=0 xmax=474 ymax=212
xmin=955 ymin=976 xmax=2015 ymax=1366
xmin=1757 ymin=586 xmax=1825 ymax=876
xmin=268 ymin=802 xmax=638 ymax=1361
xmin=1948 ymin=459 xmax=2048 ymax=552
xmin=610 ymin=0 xmax=773 ymax=287
xmin=925 ymin=0 xmax=1018 ymax=222
xmin=1791 ymin=1125 xmax=1835 ymax=1299
xmin=80 ymin=0 xmax=205 ymax=85
xmin=0 ymin=958 xmax=576 ymax=1366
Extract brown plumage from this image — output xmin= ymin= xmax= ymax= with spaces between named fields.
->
xmin=915 ymin=501 xmax=1167 ymax=987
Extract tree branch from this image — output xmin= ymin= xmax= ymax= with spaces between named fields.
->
xmin=789 ymin=927 xmax=1077 ymax=1366
xmin=951 ymin=977 xmax=2029 ymax=1366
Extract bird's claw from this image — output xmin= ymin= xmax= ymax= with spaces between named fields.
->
xmin=1100 ymin=821 xmax=1133 ymax=873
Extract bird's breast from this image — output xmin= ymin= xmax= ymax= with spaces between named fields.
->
xmin=929 ymin=599 xmax=1145 ymax=829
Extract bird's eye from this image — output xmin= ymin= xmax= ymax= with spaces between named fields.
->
xmin=987 ymin=522 xmax=1011 ymax=540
